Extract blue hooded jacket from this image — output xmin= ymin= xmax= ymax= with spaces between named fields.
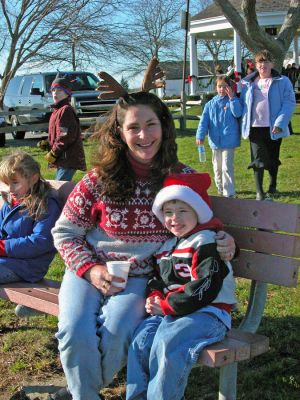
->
xmin=240 ymin=70 xmax=296 ymax=140
xmin=0 ymin=191 xmax=62 ymax=282
xmin=196 ymin=95 xmax=242 ymax=149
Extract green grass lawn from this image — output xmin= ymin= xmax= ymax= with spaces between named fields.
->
xmin=0 ymin=106 xmax=299 ymax=399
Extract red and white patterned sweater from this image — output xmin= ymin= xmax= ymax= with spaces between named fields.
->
xmin=52 ymin=161 xmax=193 ymax=277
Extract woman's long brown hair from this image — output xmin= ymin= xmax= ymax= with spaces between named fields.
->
xmin=92 ymin=92 xmax=179 ymax=199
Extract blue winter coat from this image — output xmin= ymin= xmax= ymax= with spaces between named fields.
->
xmin=196 ymin=95 xmax=242 ymax=149
xmin=240 ymin=70 xmax=296 ymax=140
xmin=0 ymin=192 xmax=62 ymax=282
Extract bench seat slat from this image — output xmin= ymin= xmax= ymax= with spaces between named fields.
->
xmin=211 ymin=196 xmax=300 ymax=233
xmin=198 ymin=329 xmax=269 ymax=368
xmin=0 ymin=284 xmax=59 ymax=316
xmin=232 ymin=251 xmax=299 ymax=287
xmin=226 ymin=227 xmax=300 ymax=257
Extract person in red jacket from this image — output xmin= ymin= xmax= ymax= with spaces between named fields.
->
xmin=126 ymin=172 xmax=236 ymax=400
xmin=40 ymin=74 xmax=86 ymax=181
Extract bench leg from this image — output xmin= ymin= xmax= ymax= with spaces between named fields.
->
xmin=218 ymin=362 xmax=237 ymax=400
xmin=239 ymin=281 xmax=267 ymax=333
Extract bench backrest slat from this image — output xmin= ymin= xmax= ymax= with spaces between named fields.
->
xmin=211 ymin=196 xmax=300 ymax=233
xmin=226 ymin=227 xmax=300 ymax=257
xmin=47 ymin=180 xmax=75 ymax=206
xmin=210 ymin=196 xmax=300 ymax=287
xmin=232 ymin=251 xmax=299 ymax=287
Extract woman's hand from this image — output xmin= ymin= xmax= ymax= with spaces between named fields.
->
xmin=215 ymin=231 xmax=236 ymax=261
xmin=84 ymin=264 xmax=124 ymax=295
xmin=272 ymin=126 xmax=282 ymax=134
xmin=145 ymin=296 xmax=164 ymax=316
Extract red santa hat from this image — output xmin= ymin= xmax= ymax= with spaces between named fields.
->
xmin=152 ymin=173 xmax=213 ymax=224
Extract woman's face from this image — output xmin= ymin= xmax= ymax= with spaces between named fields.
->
xmin=119 ymin=105 xmax=163 ymax=164
xmin=256 ymin=60 xmax=273 ymax=78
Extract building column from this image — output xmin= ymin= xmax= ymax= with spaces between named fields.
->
xmin=293 ymin=35 xmax=299 ymax=64
xmin=233 ymin=30 xmax=241 ymax=72
xmin=189 ymin=33 xmax=198 ymax=95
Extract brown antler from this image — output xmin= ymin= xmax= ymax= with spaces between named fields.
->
xmin=141 ymin=57 xmax=165 ymax=92
xmin=96 ymin=71 xmax=128 ymax=100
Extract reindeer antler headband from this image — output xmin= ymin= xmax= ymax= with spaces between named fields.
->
xmin=96 ymin=57 xmax=165 ymax=100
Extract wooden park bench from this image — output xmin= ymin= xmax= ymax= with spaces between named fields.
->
xmin=0 ymin=193 xmax=299 ymax=400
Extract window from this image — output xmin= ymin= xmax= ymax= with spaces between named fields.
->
xmin=20 ymin=76 xmax=33 ymax=96
xmin=5 ymin=77 xmax=23 ymax=95
xmin=31 ymin=75 xmax=44 ymax=92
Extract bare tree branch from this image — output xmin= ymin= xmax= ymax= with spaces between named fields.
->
xmin=0 ymin=0 xmax=120 ymax=101
xmin=212 ymin=0 xmax=300 ymax=68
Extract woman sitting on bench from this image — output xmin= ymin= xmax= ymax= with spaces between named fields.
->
xmin=0 ymin=150 xmax=62 ymax=316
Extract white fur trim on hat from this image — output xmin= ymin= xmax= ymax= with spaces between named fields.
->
xmin=152 ymin=185 xmax=213 ymax=224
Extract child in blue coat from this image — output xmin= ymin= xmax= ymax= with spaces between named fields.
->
xmin=196 ymin=76 xmax=242 ymax=197
xmin=0 ymin=151 xmax=62 ymax=315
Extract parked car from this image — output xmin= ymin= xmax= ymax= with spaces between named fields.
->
xmin=0 ymin=116 xmax=6 ymax=147
xmin=3 ymin=71 xmax=116 ymax=139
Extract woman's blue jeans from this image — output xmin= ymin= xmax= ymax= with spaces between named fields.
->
xmin=126 ymin=312 xmax=227 ymax=400
xmin=56 ymin=269 xmax=148 ymax=400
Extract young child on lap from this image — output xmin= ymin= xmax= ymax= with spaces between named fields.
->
xmin=126 ymin=173 xmax=236 ymax=400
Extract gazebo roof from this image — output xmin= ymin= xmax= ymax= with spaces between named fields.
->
xmin=190 ymin=0 xmax=292 ymax=40
xmin=192 ymin=0 xmax=289 ymax=21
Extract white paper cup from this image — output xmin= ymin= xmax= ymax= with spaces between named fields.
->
xmin=106 ymin=261 xmax=131 ymax=288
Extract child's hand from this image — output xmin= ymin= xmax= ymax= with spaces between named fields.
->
xmin=196 ymin=139 xmax=204 ymax=145
xmin=225 ymin=85 xmax=234 ymax=99
xmin=145 ymin=296 xmax=164 ymax=316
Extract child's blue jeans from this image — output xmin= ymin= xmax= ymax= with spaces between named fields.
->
xmin=126 ymin=311 xmax=227 ymax=400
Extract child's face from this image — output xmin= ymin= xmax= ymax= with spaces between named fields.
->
xmin=216 ymin=82 xmax=229 ymax=97
xmin=119 ymin=105 xmax=162 ymax=165
xmin=6 ymin=172 xmax=38 ymax=201
xmin=7 ymin=173 xmax=31 ymax=200
xmin=51 ymin=87 xmax=69 ymax=104
xmin=162 ymin=200 xmax=198 ymax=237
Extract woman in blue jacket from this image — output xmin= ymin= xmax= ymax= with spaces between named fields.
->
xmin=240 ymin=50 xmax=296 ymax=200
xmin=196 ymin=76 xmax=242 ymax=197
xmin=0 ymin=151 xmax=61 ymax=315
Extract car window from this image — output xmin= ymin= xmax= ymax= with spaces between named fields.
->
xmin=45 ymin=74 xmax=56 ymax=93
xmin=32 ymin=75 xmax=44 ymax=92
xmin=67 ymin=73 xmax=99 ymax=91
xmin=84 ymin=73 xmax=99 ymax=90
xmin=20 ymin=76 xmax=33 ymax=96
xmin=44 ymin=72 xmax=99 ymax=92
xmin=5 ymin=77 xmax=23 ymax=96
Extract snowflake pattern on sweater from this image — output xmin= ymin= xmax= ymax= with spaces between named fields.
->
xmin=52 ymin=170 xmax=170 ymax=277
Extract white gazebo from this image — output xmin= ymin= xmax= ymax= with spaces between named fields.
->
xmin=189 ymin=0 xmax=299 ymax=95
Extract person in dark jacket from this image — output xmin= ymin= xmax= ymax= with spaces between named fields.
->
xmin=42 ymin=74 xmax=87 ymax=181
xmin=0 ymin=151 xmax=62 ymax=316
